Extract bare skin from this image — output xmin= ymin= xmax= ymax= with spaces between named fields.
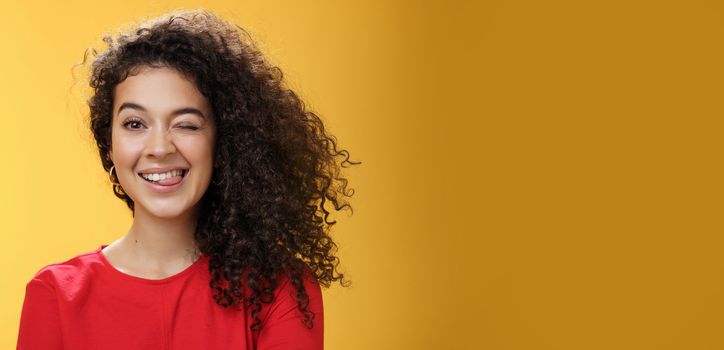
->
xmin=101 ymin=66 xmax=216 ymax=280
xmin=101 ymin=214 xmax=202 ymax=280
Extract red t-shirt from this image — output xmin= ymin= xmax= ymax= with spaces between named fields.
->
xmin=17 ymin=245 xmax=324 ymax=349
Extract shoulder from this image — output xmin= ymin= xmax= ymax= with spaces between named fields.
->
xmin=273 ymin=268 xmax=323 ymax=302
xmin=257 ymin=267 xmax=324 ymax=324
xmin=253 ymin=267 xmax=324 ymax=348
xmin=27 ymin=246 xmax=104 ymax=294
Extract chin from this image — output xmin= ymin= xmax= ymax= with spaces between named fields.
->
xmin=147 ymin=208 xmax=188 ymax=219
xmin=136 ymin=200 xmax=197 ymax=219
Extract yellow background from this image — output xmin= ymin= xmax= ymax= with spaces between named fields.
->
xmin=2 ymin=1 xmax=724 ymax=349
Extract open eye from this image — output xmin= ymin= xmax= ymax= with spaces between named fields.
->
xmin=122 ymin=118 xmax=144 ymax=129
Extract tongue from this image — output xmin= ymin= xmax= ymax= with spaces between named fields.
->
xmin=156 ymin=175 xmax=183 ymax=186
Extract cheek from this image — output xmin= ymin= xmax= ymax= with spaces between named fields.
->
xmin=111 ymin=134 xmax=144 ymax=166
xmin=177 ymin=137 xmax=215 ymax=169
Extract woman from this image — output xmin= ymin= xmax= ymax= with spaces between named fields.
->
xmin=17 ymin=8 xmax=358 ymax=350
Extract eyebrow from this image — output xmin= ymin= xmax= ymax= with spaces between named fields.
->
xmin=117 ymin=102 xmax=206 ymax=119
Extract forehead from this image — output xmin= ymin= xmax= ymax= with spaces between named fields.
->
xmin=112 ymin=66 xmax=209 ymax=114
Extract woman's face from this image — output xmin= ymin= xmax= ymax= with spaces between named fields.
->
xmin=109 ymin=66 xmax=216 ymax=219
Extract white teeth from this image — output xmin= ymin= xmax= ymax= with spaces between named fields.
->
xmin=140 ymin=169 xmax=184 ymax=182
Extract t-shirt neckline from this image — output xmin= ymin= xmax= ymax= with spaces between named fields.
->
xmin=96 ymin=244 xmax=207 ymax=285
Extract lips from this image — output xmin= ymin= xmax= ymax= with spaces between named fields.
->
xmin=137 ymin=166 xmax=189 ymax=174
xmin=143 ymin=172 xmax=184 ymax=186
xmin=137 ymin=168 xmax=189 ymax=193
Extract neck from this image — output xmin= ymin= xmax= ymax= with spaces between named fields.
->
xmin=120 ymin=205 xmax=201 ymax=267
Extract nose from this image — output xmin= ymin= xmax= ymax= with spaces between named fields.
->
xmin=144 ymin=127 xmax=177 ymax=158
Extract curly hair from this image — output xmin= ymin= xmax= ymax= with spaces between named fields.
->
xmin=81 ymin=8 xmax=359 ymax=331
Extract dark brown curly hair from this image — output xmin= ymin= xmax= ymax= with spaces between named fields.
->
xmin=81 ymin=8 xmax=359 ymax=331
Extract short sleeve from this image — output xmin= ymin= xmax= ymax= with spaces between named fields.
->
xmin=17 ymin=277 xmax=63 ymax=350
xmin=256 ymin=273 xmax=324 ymax=350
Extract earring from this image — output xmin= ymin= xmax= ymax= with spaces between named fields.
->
xmin=109 ymin=165 xmax=121 ymax=186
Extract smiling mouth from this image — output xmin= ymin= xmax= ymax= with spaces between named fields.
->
xmin=137 ymin=169 xmax=188 ymax=185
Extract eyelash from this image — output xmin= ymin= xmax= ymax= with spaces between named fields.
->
xmin=122 ymin=118 xmax=199 ymax=130
xmin=122 ymin=118 xmax=144 ymax=129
